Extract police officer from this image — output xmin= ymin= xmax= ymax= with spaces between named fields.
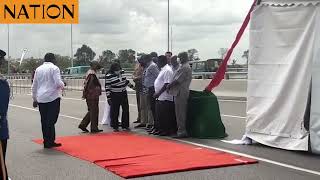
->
xmin=0 ymin=49 xmax=10 ymax=180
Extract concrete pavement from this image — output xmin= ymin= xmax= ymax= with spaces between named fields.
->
xmin=5 ymin=92 xmax=320 ymax=180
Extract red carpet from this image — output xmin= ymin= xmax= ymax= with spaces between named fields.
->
xmin=34 ymin=133 xmax=257 ymax=178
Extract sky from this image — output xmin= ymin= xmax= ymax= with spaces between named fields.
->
xmin=0 ymin=0 xmax=253 ymax=64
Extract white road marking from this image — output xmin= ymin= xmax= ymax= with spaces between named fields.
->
xmin=23 ymin=93 xmax=247 ymax=104
xmin=8 ymin=103 xmax=320 ymax=176
xmin=62 ymin=97 xmax=137 ymax=108
xmin=128 ymin=93 xmax=248 ymax=103
xmin=175 ymin=139 xmax=320 ymax=176
xmin=63 ymin=97 xmax=246 ymax=119
xmin=221 ymin=114 xmax=246 ymax=119
xmin=9 ymin=104 xmax=82 ymax=121
xmin=219 ymin=99 xmax=247 ymax=103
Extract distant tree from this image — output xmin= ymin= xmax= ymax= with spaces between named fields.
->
xmin=21 ymin=57 xmax=43 ymax=72
xmin=117 ymin=49 xmax=136 ymax=64
xmin=0 ymin=60 xmax=8 ymax=73
xmin=242 ymin=50 xmax=249 ymax=65
xmin=55 ymin=54 xmax=71 ymax=71
xmin=99 ymin=50 xmax=116 ymax=68
xmin=218 ymin=48 xmax=228 ymax=59
xmin=10 ymin=60 xmax=20 ymax=73
xmin=137 ymin=52 xmax=146 ymax=56
xmin=187 ymin=49 xmax=200 ymax=61
xmin=74 ymin=44 xmax=96 ymax=66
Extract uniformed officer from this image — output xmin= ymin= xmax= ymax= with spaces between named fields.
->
xmin=0 ymin=49 xmax=10 ymax=180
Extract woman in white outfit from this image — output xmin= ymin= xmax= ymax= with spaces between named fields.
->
xmin=101 ymin=96 xmax=112 ymax=125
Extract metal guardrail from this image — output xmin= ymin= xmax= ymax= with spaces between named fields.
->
xmin=4 ymin=69 xmax=248 ymax=95
xmin=192 ymin=72 xmax=248 ymax=80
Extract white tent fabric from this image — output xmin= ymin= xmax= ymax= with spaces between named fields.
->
xmin=247 ymin=1 xmax=320 ymax=151
xmin=310 ymin=7 xmax=320 ymax=154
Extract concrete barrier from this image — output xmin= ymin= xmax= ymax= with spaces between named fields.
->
xmin=190 ymin=79 xmax=247 ymax=100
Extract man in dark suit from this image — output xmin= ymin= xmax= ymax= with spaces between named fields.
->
xmin=0 ymin=49 xmax=10 ymax=180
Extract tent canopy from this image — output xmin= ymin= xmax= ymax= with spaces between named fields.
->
xmin=247 ymin=0 xmax=320 ymax=153
xmin=260 ymin=0 xmax=320 ymax=5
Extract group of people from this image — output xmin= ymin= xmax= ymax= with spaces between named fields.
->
xmin=78 ymin=51 xmax=192 ymax=138
xmin=78 ymin=60 xmax=134 ymax=133
xmin=0 ymin=49 xmax=193 ymax=179
xmin=133 ymin=52 xmax=192 ymax=138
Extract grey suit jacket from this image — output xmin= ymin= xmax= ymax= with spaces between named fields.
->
xmin=168 ymin=63 xmax=192 ymax=97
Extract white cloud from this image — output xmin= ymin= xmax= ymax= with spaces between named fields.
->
xmin=0 ymin=0 xmax=253 ymax=64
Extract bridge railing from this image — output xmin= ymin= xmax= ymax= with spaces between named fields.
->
xmin=4 ymin=69 xmax=248 ymax=94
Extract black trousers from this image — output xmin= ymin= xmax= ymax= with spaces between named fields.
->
xmin=147 ymin=87 xmax=156 ymax=127
xmin=110 ymin=91 xmax=130 ymax=129
xmin=156 ymin=100 xmax=177 ymax=134
xmin=38 ymin=98 xmax=61 ymax=145
xmin=0 ymin=140 xmax=8 ymax=180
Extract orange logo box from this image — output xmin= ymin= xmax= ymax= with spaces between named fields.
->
xmin=0 ymin=0 xmax=79 ymax=24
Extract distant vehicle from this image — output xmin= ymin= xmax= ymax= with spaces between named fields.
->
xmin=189 ymin=59 xmax=222 ymax=79
xmin=64 ymin=66 xmax=90 ymax=76
xmin=189 ymin=59 xmax=222 ymax=72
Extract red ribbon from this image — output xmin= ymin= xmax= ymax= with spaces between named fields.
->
xmin=205 ymin=0 xmax=258 ymax=91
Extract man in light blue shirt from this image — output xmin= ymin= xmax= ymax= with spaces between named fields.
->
xmin=141 ymin=54 xmax=159 ymax=132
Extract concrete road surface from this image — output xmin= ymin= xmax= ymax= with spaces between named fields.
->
xmin=5 ymin=92 xmax=320 ymax=180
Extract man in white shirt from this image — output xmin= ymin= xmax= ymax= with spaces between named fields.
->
xmin=32 ymin=53 xmax=65 ymax=148
xmin=153 ymin=55 xmax=177 ymax=136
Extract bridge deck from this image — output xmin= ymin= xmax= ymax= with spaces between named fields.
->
xmin=6 ymin=92 xmax=320 ymax=180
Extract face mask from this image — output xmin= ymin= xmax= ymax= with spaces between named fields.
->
xmin=115 ymin=70 xmax=121 ymax=75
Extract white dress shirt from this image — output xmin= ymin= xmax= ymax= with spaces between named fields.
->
xmin=32 ymin=62 xmax=64 ymax=103
xmin=154 ymin=64 xmax=174 ymax=101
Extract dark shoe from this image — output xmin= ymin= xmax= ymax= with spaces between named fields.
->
xmin=146 ymin=125 xmax=153 ymax=129
xmin=134 ymin=124 xmax=146 ymax=128
xmin=78 ymin=125 xmax=89 ymax=133
xmin=51 ymin=143 xmax=62 ymax=147
xmin=44 ymin=144 xmax=52 ymax=149
xmin=44 ymin=142 xmax=62 ymax=149
xmin=123 ymin=127 xmax=131 ymax=131
xmin=172 ymin=134 xmax=189 ymax=139
xmin=159 ymin=132 xmax=169 ymax=136
xmin=91 ymin=129 xmax=103 ymax=133
xmin=149 ymin=129 xmax=157 ymax=134
xmin=147 ymin=127 xmax=155 ymax=133
xmin=133 ymin=119 xmax=141 ymax=123
xmin=152 ymin=130 xmax=161 ymax=135
xmin=113 ymin=128 xmax=119 ymax=132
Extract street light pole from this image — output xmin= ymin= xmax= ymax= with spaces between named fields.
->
xmin=71 ymin=24 xmax=74 ymax=67
xmin=7 ymin=24 xmax=10 ymax=75
xmin=171 ymin=26 xmax=173 ymax=52
xmin=167 ymin=0 xmax=170 ymax=52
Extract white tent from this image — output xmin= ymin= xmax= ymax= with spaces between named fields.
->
xmin=247 ymin=0 xmax=320 ymax=153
